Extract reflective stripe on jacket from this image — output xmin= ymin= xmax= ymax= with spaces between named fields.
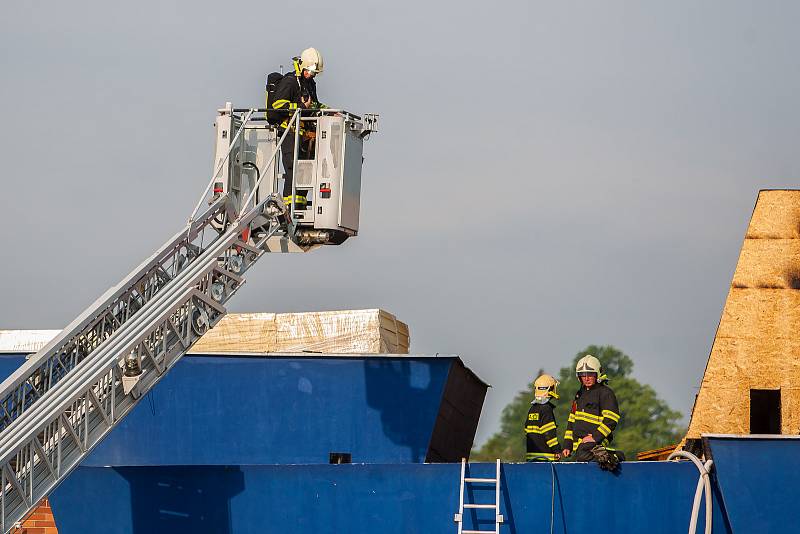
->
xmin=563 ymin=382 xmax=620 ymax=452
xmin=265 ymin=68 xmax=322 ymax=128
xmin=525 ymin=401 xmax=560 ymax=460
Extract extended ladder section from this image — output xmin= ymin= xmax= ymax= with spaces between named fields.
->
xmin=454 ymin=459 xmax=504 ymax=534
xmin=0 ymin=103 xmax=376 ymax=532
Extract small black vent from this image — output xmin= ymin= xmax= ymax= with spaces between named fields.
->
xmin=329 ymin=452 xmax=351 ymax=464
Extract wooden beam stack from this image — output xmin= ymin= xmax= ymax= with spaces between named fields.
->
xmin=190 ymin=308 xmax=410 ymax=355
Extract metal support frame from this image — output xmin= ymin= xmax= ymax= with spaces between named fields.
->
xmin=290 ymin=111 xmax=301 ymax=221
xmin=0 ymin=103 xmax=375 ymax=532
xmin=188 ymin=108 xmax=255 ymax=225
xmin=239 ymin=110 xmax=300 ymax=217
xmin=0 ymin=187 xmax=283 ymax=531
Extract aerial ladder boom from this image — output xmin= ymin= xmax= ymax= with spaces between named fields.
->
xmin=0 ymin=104 xmax=377 ymax=531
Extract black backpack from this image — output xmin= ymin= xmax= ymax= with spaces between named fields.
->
xmin=265 ymin=71 xmax=286 ymax=125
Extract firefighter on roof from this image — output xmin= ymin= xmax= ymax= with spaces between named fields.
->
xmin=524 ymin=374 xmax=562 ymax=462
xmin=561 ymin=355 xmax=623 ymax=465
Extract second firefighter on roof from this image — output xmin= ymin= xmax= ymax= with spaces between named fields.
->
xmin=524 ymin=374 xmax=562 ymax=462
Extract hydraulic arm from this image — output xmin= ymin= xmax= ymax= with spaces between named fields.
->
xmin=0 ymin=103 xmax=376 ymax=531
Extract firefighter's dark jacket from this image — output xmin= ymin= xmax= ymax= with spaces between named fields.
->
xmin=563 ymin=382 xmax=620 ymax=452
xmin=266 ymin=70 xmax=322 ymax=128
xmin=524 ymin=401 xmax=560 ymax=461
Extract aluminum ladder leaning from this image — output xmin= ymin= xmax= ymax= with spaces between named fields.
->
xmin=454 ymin=458 xmax=504 ymax=534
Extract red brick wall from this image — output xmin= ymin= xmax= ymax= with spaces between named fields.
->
xmin=10 ymin=499 xmax=58 ymax=534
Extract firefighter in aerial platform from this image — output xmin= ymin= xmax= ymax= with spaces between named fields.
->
xmin=561 ymin=355 xmax=624 ymax=470
xmin=524 ymin=374 xmax=562 ymax=462
xmin=266 ymin=47 xmax=326 ymax=210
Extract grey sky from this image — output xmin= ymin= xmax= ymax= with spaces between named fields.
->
xmin=1 ymin=1 xmax=799 ymax=446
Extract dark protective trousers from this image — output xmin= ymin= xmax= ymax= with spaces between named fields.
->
xmin=279 ymin=130 xmax=296 ymax=197
xmin=280 ymin=130 xmax=315 ymax=198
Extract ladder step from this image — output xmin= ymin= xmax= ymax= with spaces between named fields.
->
xmin=464 ymin=477 xmax=497 ymax=483
xmin=462 ymin=531 xmax=496 ymax=534
xmin=463 ymin=504 xmax=497 ymax=509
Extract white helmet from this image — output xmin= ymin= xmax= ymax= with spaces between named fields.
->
xmin=299 ymin=47 xmax=324 ymax=75
xmin=575 ymin=355 xmax=602 ymax=377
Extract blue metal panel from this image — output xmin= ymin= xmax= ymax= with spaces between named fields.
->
xmin=706 ymin=435 xmax=800 ymax=532
xmin=50 ymin=462 xmax=703 ymax=534
xmin=81 ymin=355 xmax=453 ymax=465
xmin=0 ymin=355 xmax=26 ymax=379
xmin=0 ymin=353 xmax=477 ymax=465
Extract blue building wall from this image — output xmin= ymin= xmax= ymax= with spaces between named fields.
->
xmin=0 ymin=353 xmax=467 ymax=465
xmin=49 ymin=461 xmax=719 ymax=534
xmin=3 ymin=349 xmax=790 ymax=532
xmin=704 ymin=435 xmax=800 ymax=533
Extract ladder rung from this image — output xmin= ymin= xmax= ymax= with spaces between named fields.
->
xmin=464 ymin=477 xmax=497 ymax=483
xmin=463 ymin=531 xmax=496 ymax=534
xmin=464 ymin=503 xmax=497 ymax=509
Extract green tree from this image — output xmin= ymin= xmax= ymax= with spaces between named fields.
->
xmin=472 ymin=345 xmax=684 ymax=461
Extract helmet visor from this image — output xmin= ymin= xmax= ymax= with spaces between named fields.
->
xmin=577 ymin=372 xmax=597 ymax=378
xmin=534 ymin=386 xmax=558 ymax=399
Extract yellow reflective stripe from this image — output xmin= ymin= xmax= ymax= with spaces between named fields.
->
xmin=526 ymin=452 xmax=556 ymax=460
xmin=575 ymin=415 xmax=600 ymax=425
xmin=567 ymin=413 xmax=575 ymax=423
xmin=564 ymin=430 xmax=573 ymax=440
xmin=572 ymin=441 xmax=580 ymax=451
xmin=602 ymin=410 xmax=620 ymax=422
xmin=575 ymin=411 xmax=602 ymax=424
xmin=526 ymin=423 xmax=555 ymax=434
xmin=273 ymin=101 xmax=299 ymax=111
xmin=546 ymin=437 xmax=559 ymax=448
xmin=598 ymin=423 xmax=612 ymax=437
xmin=278 ymin=121 xmax=306 ymax=135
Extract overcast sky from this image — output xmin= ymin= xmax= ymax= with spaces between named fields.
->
xmin=2 ymin=1 xmax=799 ymax=446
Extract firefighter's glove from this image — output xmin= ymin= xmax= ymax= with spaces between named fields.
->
xmin=590 ymin=445 xmax=620 ymax=472
xmin=304 ymin=131 xmax=316 ymax=141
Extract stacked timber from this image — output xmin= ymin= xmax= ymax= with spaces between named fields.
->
xmin=685 ymin=190 xmax=800 ymax=439
xmin=0 ymin=330 xmax=60 ymax=353
xmin=190 ymin=308 xmax=410 ymax=354
xmin=0 ymin=310 xmax=410 ymax=356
